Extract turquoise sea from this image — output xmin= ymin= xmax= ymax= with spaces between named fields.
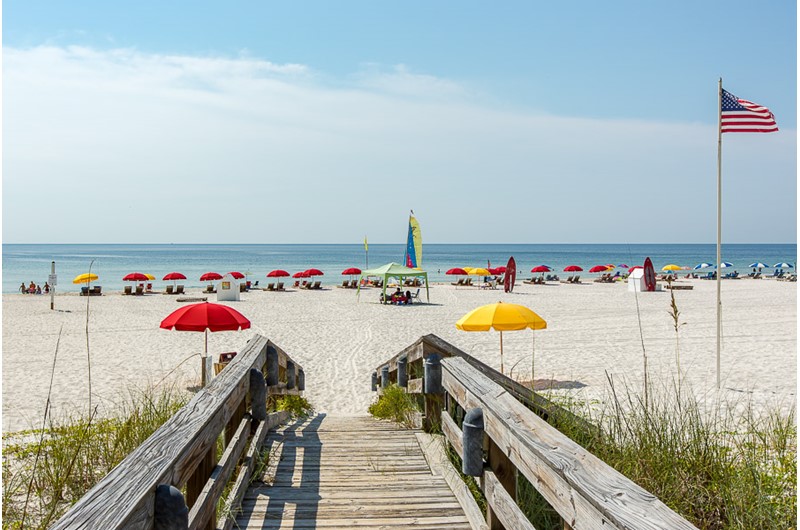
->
xmin=2 ymin=243 xmax=796 ymax=294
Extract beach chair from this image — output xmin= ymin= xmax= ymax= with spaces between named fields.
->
xmin=124 ymin=285 xmax=133 ymax=295
xmin=340 ymin=280 xmax=349 ymax=288
xmin=239 ymin=283 xmax=247 ymax=292
xmin=135 ymin=285 xmax=144 ymax=295
xmin=276 ymin=282 xmax=285 ymax=291
xmin=560 ymin=276 xmax=574 ymax=284
xmin=572 ymin=276 xmax=581 ymax=284
xmin=349 ymin=280 xmax=357 ymax=288
xmin=164 ymin=285 xmax=174 ymax=295
xmin=465 ymin=278 xmax=474 ymax=286
xmin=146 ymin=283 xmax=153 ymax=292
xmin=266 ymin=283 xmax=275 ymax=291
xmin=451 ymin=278 xmax=464 ymax=286
xmin=253 ymin=281 xmax=259 ymax=288
xmin=313 ymin=280 xmax=322 ymax=289
xmin=176 ymin=285 xmax=185 ymax=295
xmin=205 ymin=284 xmax=214 ymax=293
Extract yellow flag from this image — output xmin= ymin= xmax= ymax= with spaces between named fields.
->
xmin=364 ymin=236 xmax=368 ymax=252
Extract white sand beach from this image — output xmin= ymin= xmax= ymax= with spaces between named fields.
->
xmin=2 ymin=278 xmax=796 ymax=433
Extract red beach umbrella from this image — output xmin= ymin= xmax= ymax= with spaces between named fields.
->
xmin=227 ymin=271 xmax=245 ymax=279
xmin=493 ymin=266 xmax=507 ymax=274
xmin=123 ymin=272 xmax=149 ymax=282
xmin=563 ymin=265 xmax=583 ymax=272
xmin=293 ymin=271 xmax=309 ymax=278
xmin=589 ymin=265 xmax=610 ymax=273
xmin=305 ymin=268 xmax=324 ymax=277
xmin=200 ymin=272 xmax=223 ymax=282
xmin=530 ymin=266 xmax=551 ymax=273
xmin=446 ymin=268 xmax=468 ymax=275
xmin=162 ymin=272 xmax=187 ymax=281
xmin=267 ymin=270 xmax=290 ymax=278
xmin=160 ymin=302 xmax=251 ymax=387
xmin=341 ymin=267 xmax=362 ymax=275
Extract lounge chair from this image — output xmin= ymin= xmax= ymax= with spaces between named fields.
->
xmin=164 ymin=285 xmax=174 ymax=295
xmin=124 ymin=285 xmax=133 ymax=295
xmin=135 ymin=285 xmax=144 ymax=295
xmin=349 ymin=280 xmax=357 ymax=288
xmin=276 ymin=282 xmax=285 ymax=291
xmin=410 ymin=289 xmax=420 ymax=302
xmin=239 ymin=283 xmax=247 ymax=292
xmin=465 ymin=278 xmax=473 ymax=286
xmin=313 ymin=280 xmax=322 ymax=289
xmin=146 ymin=283 xmax=153 ymax=292
xmin=205 ymin=284 xmax=215 ymax=293
xmin=451 ymin=278 xmax=464 ymax=286
xmin=253 ymin=281 xmax=259 ymax=288
xmin=572 ymin=275 xmax=581 ymax=284
xmin=293 ymin=280 xmax=300 ymax=288
xmin=340 ymin=280 xmax=349 ymax=288
xmin=266 ymin=283 xmax=275 ymax=291
xmin=560 ymin=276 xmax=574 ymax=284
xmin=176 ymin=285 xmax=185 ymax=295
xmin=80 ymin=286 xmax=89 ymax=296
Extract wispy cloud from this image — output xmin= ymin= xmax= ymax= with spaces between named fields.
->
xmin=3 ymin=46 xmax=795 ymax=243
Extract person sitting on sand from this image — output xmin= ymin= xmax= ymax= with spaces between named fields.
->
xmin=28 ymin=281 xmax=36 ymax=294
xmin=35 ymin=285 xmax=42 ymax=295
xmin=405 ymin=290 xmax=412 ymax=305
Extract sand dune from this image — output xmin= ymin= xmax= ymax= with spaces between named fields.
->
xmin=2 ymin=278 xmax=795 ymax=432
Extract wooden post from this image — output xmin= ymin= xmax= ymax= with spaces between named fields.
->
xmin=249 ymin=368 xmax=267 ymax=423
xmin=423 ymin=354 xmax=443 ymax=432
xmin=381 ymin=366 xmax=389 ymax=388
xmin=154 ymin=484 xmax=188 ymax=530
xmin=186 ymin=445 xmax=217 ymax=530
xmin=286 ymin=361 xmax=296 ymax=390
xmin=266 ymin=345 xmax=279 ymax=386
xmin=297 ymin=369 xmax=305 ymax=391
xmin=371 ymin=371 xmax=378 ymax=391
xmin=397 ymin=356 xmax=408 ymax=387
xmin=462 ymin=408 xmax=484 ymax=476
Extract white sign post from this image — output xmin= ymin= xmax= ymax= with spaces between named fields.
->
xmin=49 ymin=262 xmax=57 ymax=310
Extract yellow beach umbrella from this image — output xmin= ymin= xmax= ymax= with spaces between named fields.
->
xmin=462 ymin=267 xmax=475 ymax=274
xmin=144 ymin=273 xmax=156 ymax=281
xmin=662 ymin=264 xmax=682 ymax=271
xmin=73 ymin=273 xmax=99 ymax=284
xmin=469 ymin=267 xmax=490 ymax=276
xmin=456 ymin=301 xmax=547 ymax=376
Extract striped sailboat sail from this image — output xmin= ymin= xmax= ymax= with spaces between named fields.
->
xmin=404 ymin=211 xmax=422 ymax=269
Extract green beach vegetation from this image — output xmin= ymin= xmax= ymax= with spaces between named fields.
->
xmin=2 ymin=386 xmax=188 ymax=530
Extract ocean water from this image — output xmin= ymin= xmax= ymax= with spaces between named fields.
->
xmin=2 ymin=243 xmax=796 ymax=294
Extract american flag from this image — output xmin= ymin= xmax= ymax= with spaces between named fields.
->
xmin=720 ymin=89 xmax=778 ymax=133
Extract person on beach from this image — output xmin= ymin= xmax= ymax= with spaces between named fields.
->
xmin=28 ymin=281 xmax=36 ymax=294
xmin=405 ymin=290 xmax=412 ymax=304
xmin=44 ymin=282 xmax=50 ymax=293
xmin=19 ymin=282 xmax=26 ymax=294
xmin=35 ymin=285 xmax=42 ymax=295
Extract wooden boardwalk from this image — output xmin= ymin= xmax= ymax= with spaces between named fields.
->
xmin=235 ymin=414 xmax=472 ymax=529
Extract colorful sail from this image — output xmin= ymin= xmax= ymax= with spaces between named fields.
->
xmin=404 ymin=211 xmax=422 ymax=269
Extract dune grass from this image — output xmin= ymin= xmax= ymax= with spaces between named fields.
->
xmin=533 ymin=380 xmax=797 ymax=530
xmin=2 ymin=386 xmax=188 ymax=530
xmin=367 ymin=384 xmax=420 ymax=428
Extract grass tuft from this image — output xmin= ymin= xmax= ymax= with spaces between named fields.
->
xmin=367 ymin=385 xmax=420 ymax=427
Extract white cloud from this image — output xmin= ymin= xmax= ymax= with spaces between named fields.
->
xmin=3 ymin=46 xmax=795 ymax=244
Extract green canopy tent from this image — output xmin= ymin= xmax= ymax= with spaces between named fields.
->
xmin=357 ymin=262 xmax=430 ymax=303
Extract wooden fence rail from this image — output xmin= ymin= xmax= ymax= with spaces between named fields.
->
xmin=372 ymin=334 xmax=698 ymax=530
xmin=52 ymin=334 xmax=304 ymax=530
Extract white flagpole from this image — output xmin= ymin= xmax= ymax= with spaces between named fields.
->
xmin=716 ymin=78 xmax=723 ymax=390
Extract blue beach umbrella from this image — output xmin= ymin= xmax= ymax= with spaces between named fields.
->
xmin=715 ymin=262 xmax=734 ymax=269
xmin=748 ymin=262 xmax=768 ymax=268
xmin=773 ymin=262 xmax=794 ymax=269
xmin=694 ymin=263 xmax=713 ymax=270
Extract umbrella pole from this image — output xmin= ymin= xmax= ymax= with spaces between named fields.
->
xmin=202 ymin=328 xmax=208 ymax=387
xmin=499 ymin=330 xmax=504 ymax=374
xmin=531 ymin=330 xmax=535 ymax=391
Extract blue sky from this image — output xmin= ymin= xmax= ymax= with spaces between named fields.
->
xmin=3 ymin=1 xmax=797 ymax=243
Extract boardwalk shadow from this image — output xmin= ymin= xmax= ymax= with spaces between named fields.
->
xmin=258 ymin=412 xmax=324 ymax=529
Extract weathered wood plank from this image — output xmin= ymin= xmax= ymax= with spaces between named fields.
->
xmin=484 ymin=470 xmax=536 ymax=530
xmin=416 ymin=433 xmax=488 ymax=530
xmin=441 ymin=357 xmax=698 ymax=530
xmin=188 ymin=415 xmax=252 ymax=530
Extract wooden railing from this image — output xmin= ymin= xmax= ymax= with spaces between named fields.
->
xmin=52 ymin=334 xmax=304 ymax=530
xmin=372 ymin=334 xmax=698 ymax=530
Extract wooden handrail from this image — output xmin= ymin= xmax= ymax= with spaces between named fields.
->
xmin=52 ymin=334 xmax=304 ymax=530
xmin=372 ymin=335 xmax=698 ymax=530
